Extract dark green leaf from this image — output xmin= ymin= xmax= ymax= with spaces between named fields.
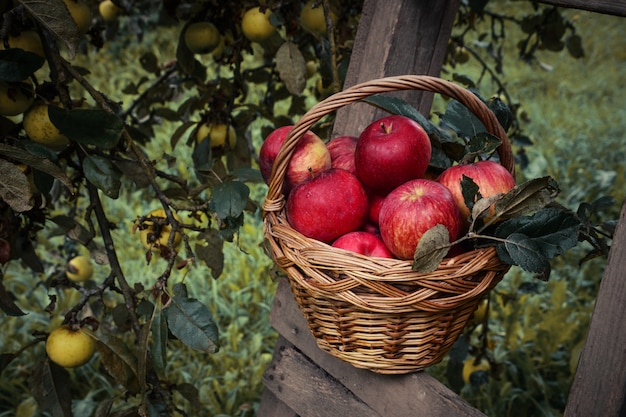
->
xmin=218 ymin=212 xmax=244 ymax=242
xmin=452 ymin=73 xmax=476 ymax=88
xmin=412 ymin=224 xmax=451 ymax=273
xmin=500 ymin=232 xmax=551 ymax=275
xmin=461 ymin=175 xmax=480 ymax=218
xmin=0 ymin=49 xmax=45 ymax=81
xmin=195 ymin=228 xmax=224 ymax=279
xmin=83 ymin=155 xmax=122 ymax=199
xmin=487 ymin=96 xmax=514 ymax=132
xmin=441 ymin=99 xmax=486 ymax=139
xmin=0 ymin=279 xmax=26 ymax=316
xmin=209 ymin=181 xmax=250 ymax=220
xmin=151 ymin=309 xmax=168 ymax=376
xmin=495 ymin=207 xmax=580 ymax=259
xmin=165 ymin=295 xmax=220 ymax=354
xmin=467 ymin=132 xmax=502 ymax=155
xmin=566 ymin=34 xmax=584 ymax=58
xmin=48 ymin=107 xmax=123 ymax=149
xmin=95 ymin=333 xmax=142 ymax=395
xmin=29 ymin=360 xmax=73 ymax=417
xmin=172 ymin=282 xmax=188 ymax=298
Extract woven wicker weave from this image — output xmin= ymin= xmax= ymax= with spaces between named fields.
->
xmin=263 ymin=75 xmax=513 ymax=374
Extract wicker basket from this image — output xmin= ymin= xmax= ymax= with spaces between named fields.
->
xmin=263 ymin=75 xmax=513 ymax=374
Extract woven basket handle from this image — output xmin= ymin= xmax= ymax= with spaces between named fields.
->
xmin=264 ymin=75 xmax=514 ymax=213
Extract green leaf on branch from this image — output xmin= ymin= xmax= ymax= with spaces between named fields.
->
xmin=0 ymin=49 xmax=45 ymax=81
xmin=467 ymin=132 xmax=502 ymax=156
xmin=495 ymin=207 xmax=580 ymax=259
xmin=461 ymin=175 xmax=481 ymax=218
xmin=487 ymin=96 xmax=514 ymax=132
xmin=195 ymin=228 xmax=225 ymax=279
xmin=29 ymin=360 xmax=72 ymax=417
xmin=493 ymin=207 xmax=581 ymax=280
xmin=94 ymin=332 xmax=142 ymax=395
xmin=275 ymin=41 xmax=306 ymax=96
xmin=412 ymin=224 xmax=451 ymax=273
xmin=441 ymin=99 xmax=486 ymax=140
xmin=150 ymin=307 xmax=168 ymax=376
xmin=164 ymin=286 xmax=220 ymax=354
xmin=48 ymin=107 xmax=123 ymax=149
xmin=210 ymin=180 xmax=250 ymax=220
xmin=83 ymin=155 xmax=122 ymax=199
xmin=499 ymin=232 xmax=551 ymax=278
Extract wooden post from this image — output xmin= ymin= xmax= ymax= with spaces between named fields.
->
xmin=333 ymin=0 xmax=460 ymax=137
xmin=564 ymin=199 xmax=626 ymax=416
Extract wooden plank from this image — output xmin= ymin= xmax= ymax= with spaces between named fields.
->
xmin=564 ymin=199 xmax=626 ymax=416
xmin=262 ymin=335 xmax=382 ymax=417
xmin=538 ymin=0 xmax=626 ymax=17
xmin=333 ymin=0 xmax=461 ymax=137
xmin=270 ymin=277 xmax=487 ymax=417
xmin=257 ymin=387 xmax=299 ymax=417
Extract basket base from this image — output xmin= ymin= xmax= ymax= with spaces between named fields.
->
xmin=292 ymin=283 xmax=485 ymax=374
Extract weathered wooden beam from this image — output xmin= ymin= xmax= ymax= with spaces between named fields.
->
xmin=262 ymin=335 xmax=382 ymax=417
xmin=538 ymin=0 xmax=626 ymax=17
xmin=269 ymin=277 xmax=487 ymax=417
xmin=333 ymin=0 xmax=461 ymax=137
xmin=564 ymin=199 xmax=626 ymax=416
xmin=257 ymin=387 xmax=299 ymax=417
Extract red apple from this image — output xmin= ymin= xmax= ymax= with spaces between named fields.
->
xmin=437 ymin=160 xmax=516 ymax=222
xmin=286 ymin=169 xmax=368 ymax=243
xmin=259 ymin=125 xmax=331 ymax=193
xmin=355 ymin=115 xmax=431 ymax=195
xmin=378 ymin=179 xmax=462 ymax=260
xmin=366 ymin=191 xmax=386 ymax=225
xmin=327 ymin=135 xmax=358 ymax=175
xmin=332 ymin=231 xmax=394 ymax=258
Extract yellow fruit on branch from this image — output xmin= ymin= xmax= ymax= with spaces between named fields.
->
xmin=462 ymin=357 xmax=491 ymax=385
xmin=45 ymin=325 xmax=96 ymax=368
xmin=196 ymin=122 xmax=236 ymax=149
xmin=184 ymin=21 xmax=222 ymax=54
xmin=22 ymin=102 xmax=71 ymax=150
xmin=138 ymin=208 xmax=182 ymax=252
xmin=98 ymin=0 xmax=122 ymax=22
xmin=63 ymin=0 xmax=92 ymax=35
xmin=300 ymin=0 xmax=338 ymax=37
xmin=0 ymin=30 xmax=45 ymax=58
xmin=0 ymin=80 xmax=35 ymax=116
xmin=66 ymin=255 xmax=94 ymax=282
xmin=241 ymin=7 xmax=277 ymax=43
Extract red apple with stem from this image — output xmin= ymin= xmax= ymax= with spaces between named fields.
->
xmin=259 ymin=125 xmax=331 ymax=193
xmin=332 ymin=231 xmax=394 ymax=258
xmin=355 ymin=115 xmax=431 ymax=195
xmin=286 ymin=168 xmax=369 ymax=243
xmin=327 ymin=135 xmax=358 ymax=175
xmin=378 ymin=179 xmax=462 ymax=260
xmin=437 ymin=160 xmax=516 ymax=224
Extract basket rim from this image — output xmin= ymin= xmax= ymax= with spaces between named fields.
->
xmin=263 ymin=74 xmax=514 ymax=213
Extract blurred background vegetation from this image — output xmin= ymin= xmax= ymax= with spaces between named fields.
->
xmin=0 ymin=0 xmax=624 ymax=416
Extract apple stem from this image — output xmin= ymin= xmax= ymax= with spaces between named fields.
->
xmin=380 ymin=122 xmax=393 ymax=134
